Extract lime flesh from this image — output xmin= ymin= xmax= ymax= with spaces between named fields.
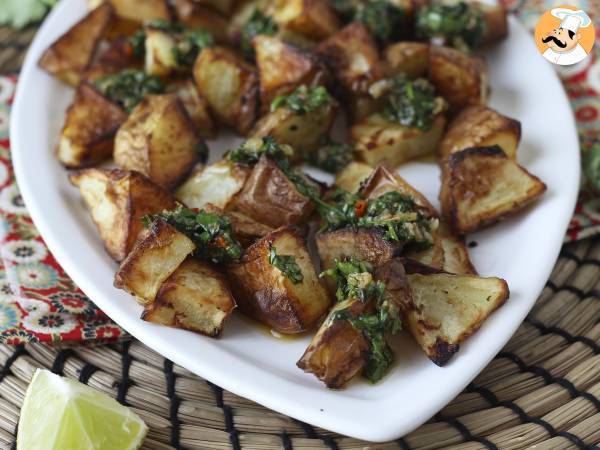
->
xmin=17 ymin=369 xmax=148 ymax=450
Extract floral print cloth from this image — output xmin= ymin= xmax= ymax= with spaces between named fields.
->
xmin=1 ymin=1 xmax=599 ymax=342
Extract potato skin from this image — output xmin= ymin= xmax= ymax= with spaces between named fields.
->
xmin=271 ymin=0 xmax=341 ymax=40
xmin=227 ymin=227 xmax=331 ymax=334
xmin=39 ymin=3 xmax=113 ymax=86
xmin=172 ymin=0 xmax=230 ymax=44
xmin=114 ymin=94 xmax=205 ymax=190
xmin=384 ymin=42 xmax=430 ymax=79
xmin=58 ymin=83 xmax=128 ymax=168
xmin=429 ymin=46 xmax=488 ymax=115
xmin=193 ymin=46 xmax=259 ymax=135
xmin=84 ymin=37 xmax=141 ymax=83
xmin=107 ymin=0 xmax=171 ymax=23
xmin=440 ymin=105 xmax=521 ymax=159
xmin=232 ymin=155 xmax=316 ymax=228
xmin=169 ymin=80 xmax=218 ymax=139
xmin=334 ymin=161 xmax=374 ymax=193
xmin=69 ymin=168 xmax=177 ymax=262
xmin=142 ymin=258 xmax=236 ymax=337
xmin=478 ymin=3 xmax=508 ymax=46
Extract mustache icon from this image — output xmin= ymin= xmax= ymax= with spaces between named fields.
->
xmin=542 ymin=35 xmax=567 ymax=48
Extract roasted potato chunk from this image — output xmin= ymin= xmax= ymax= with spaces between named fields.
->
xmin=175 ymin=161 xmax=251 ymax=210
xmin=84 ymin=37 xmax=141 ymax=83
xmin=144 ymin=28 xmax=178 ymax=77
xmin=440 ymin=106 xmax=521 ymax=159
xmin=232 ymin=155 xmax=317 ymax=228
xmin=429 ymin=46 xmax=488 ymax=115
xmin=478 ymin=3 xmax=508 ymax=46
xmin=254 ymin=35 xmax=330 ymax=109
xmin=440 ymin=146 xmax=547 ymax=234
xmin=193 ymin=0 xmax=234 ymax=16
xmin=270 ymin=0 xmax=340 ymax=40
xmin=352 ymin=113 xmax=446 ymax=167
xmin=202 ymin=204 xmax=273 ymax=246
xmin=114 ymin=94 xmax=206 ymax=189
xmin=334 ymin=161 xmax=374 ymax=193
xmin=437 ymin=221 xmax=476 ymax=275
xmin=227 ymin=227 xmax=331 ymax=334
xmin=142 ymin=258 xmax=236 ymax=337
xmin=193 ymin=46 xmax=259 ymax=135
xmin=106 ymin=0 xmax=171 ymax=23
xmin=38 ymin=4 xmax=113 ymax=86
xmin=69 ymin=168 xmax=176 ymax=262
xmin=172 ymin=0 xmax=230 ymax=43
xmin=405 ymin=273 xmax=509 ymax=365
xmin=114 ymin=220 xmax=196 ymax=305
xmin=384 ymin=42 xmax=429 ymax=79
xmin=58 ymin=83 xmax=127 ymax=168
xmin=404 ymin=228 xmax=444 ymax=270
xmin=169 ymin=80 xmax=217 ymax=139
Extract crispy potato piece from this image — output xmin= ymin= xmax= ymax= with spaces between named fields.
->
xmin=440 ymin=146 xmax=547 ymax=234
xmin=172 ymin=0 xmax=230 ymax=43
xmin=251 ymin=100 xmax=337 ymax=158
xmin=58 ymin=83 xmax=127 ymax=168
xmin=169 ymin=80 xmax=217 ymax=139
xmin=194 ymin=0 xmax=234 ymax=16
xmin=404 ymin=228 xmax=444 ymax=270
xmin=405 ymin=273 xmax=508 ymax=365
xmin=193 ymin=46 xmax=259 ymax=135
xmin=384 ymin=42 xmax=429 ymax=78
xmin=352 ymin=113 xmax=446 ymax=167
xmin=254 ymin=35 xmax=330 ymax=109
xmin=202 ymin=204 xmax=273 ymax=246
xmin=334 ymin=161 xmax=374 ymax=193
xmin=437 ymin=221 xmax=476 ymax=275
xmin=175 ymin=161 xmax=251 ymax=210
xmin=144 ymin=28 xmax=178 ymax=77
xmin=440 ymin=106 xmax=521 ymax=159
xmin=478 ymin=3 xmax=508 ymax=46
xmin=38 ymin=4 xmax=113 ymax=86
xmin=228 ymin=0 xmax=271 ymax=44
xmin=227 ymin=227 xmax=331 ymax=333
xmin=270 ymin=0 xmax=340 ymax=40
xmin=114 ymin=94 xmax=205 ymax=189
xmin=69 ymin=168 xmax=176 ymax=262
xmin=114 ymin=220 xmax=196 ymax=305
xmin=297 ymin=297 xmax=369 ymax=388
xmin=429 ymin=46 xmax=487 ymax=115
xmin=84 ymin=37 xmax=140 ymax=83
xmin=142 ymin=258 xmax=236 ymax=336
xmin=232 ymin=155 xmax=317 ymax=228
xmin=107 ymin=0 xmax=171 ymax=22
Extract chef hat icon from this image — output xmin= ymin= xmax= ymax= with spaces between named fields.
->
xmin=551 ymin=8 xmax=592 ymax=33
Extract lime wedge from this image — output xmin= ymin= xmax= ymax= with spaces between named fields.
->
xmin=17 ymin=369 xmax=148 ymax=450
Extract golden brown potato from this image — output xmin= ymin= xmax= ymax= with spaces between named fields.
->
xmin=58 ymin=83 xmax=128 ymax=168
xmin=352 ymin=113 xmax=446 ymax=167
xmin=169 ymin=80 xmax=217 ymax=139
xmin=144 ymin=28 xmax=178 ymax=77
xmin=232 ymin=155 xmax=317 ymax=228
xmin=254 ymin=35 xmax=330 ymax=109
xmin=106 ymin=0 xmax=171 ymax=22
xmin=478 ymin=3 xmax=508 ymax=46
xmin=172 ymin=0 xmax=230 ymax=43
xmin=193 ymin=46 xmax=259 ymax=135
xmin=142 ymin=258 xmax=236 ymax=337
xmin=114 ymin=94 xmax=205 ymax=189
xmin=440 ymin=146 xmax=547 ymax=234
xmin=437 ymin=221 xmax=477 ymax=275
xmin=405 ymin=272 xmax=509 ymax=365
xmin=440 ymin=105 xmax=521 ymax=159
xmin=384 ymin=42 xmax=429 ymax=78
xmin=69 ymin=168 xmax=177 ymax=262
xmin=334 ymin=161 xmax=374 ymax=193
xmin=114 ymin=220 xmax=196 ymax=305
xmin=270 ymin=0 xmax=340 ymax=40
xmin=175 ymin=161 xmax=251 ymax=210
xmin=404 ymin=228 xmax=444 ymax=270
xmin=429 ymin=46 xmax=488 ymax=115
xmin=202 ymin=204 xmax=273 ymax=246
xmin=38 ymin=4 xmax=113 ymax=86
xmin=297 ymin=297 xmax=369 ymax=388
xmin=84 ymin=37 xmax=140 ymax=83
xmin=228 ymin=0 xmax=272 ymax=44
xmin=227 ymin=227 xmax=331 ymax=334
xmin=250 ymin=98 xmax=337 ymax=158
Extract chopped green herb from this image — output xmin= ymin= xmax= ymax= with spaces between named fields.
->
xmin=240 ymin=9 xmax=278 ymax=58
xmin=380 ymin=75 xmax=444 ymax=131
xmin=173 ymin=29 xmax=214 ymax=67
xmin=330 ymin=0 xmax=358 ymax=19
xmin=270 ymin=85 xmax=332 ymax=115
xmin=129 ymin=19 xmax=184 ymax=58
xmin=129 ymin=29 xmax=146 ymax=58
xmin=268 ymin=245 xmax=304 ymax=284
xmin=354 ymin=1 xmax=405 ymax=44
xmin=322 ymin=258 xmax=402 ymax=382
xmin=95 ymin=69 xmax=164 ymax=112
xmin=145 ymin=205 xmax=242 ymax=264
xmin=415 ymin=1 xmax=484 ymax=52
xmin=311 ymin=140 xmax=354 ymax=173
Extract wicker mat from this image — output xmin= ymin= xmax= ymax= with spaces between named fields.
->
xmin=1 ymin=23 xmax=600 ymax=450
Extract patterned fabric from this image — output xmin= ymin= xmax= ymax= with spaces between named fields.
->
xmin=0 ymin=75 xmax=125 ymax=343
xmin=1 ymin=3 xmax=599 ymax=342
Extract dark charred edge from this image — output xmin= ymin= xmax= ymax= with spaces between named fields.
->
xmin=447 ymin=145 xmax=507 ymax=168
xmin=429 ymin=339 xmax=460 ymax=366
xmin=399 ymin=257 xmax=446 ymax=275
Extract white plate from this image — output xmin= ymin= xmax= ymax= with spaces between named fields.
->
xmin=11 ymin=0 xmax=580 ymax=442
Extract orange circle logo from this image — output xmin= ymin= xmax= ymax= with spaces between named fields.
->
xmin=534 ymin=5 xmax=595 ymax=66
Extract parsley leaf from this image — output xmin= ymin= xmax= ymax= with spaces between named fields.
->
xmin=270 ymin=85 xmax=332 ymax=115
xmin=95 ymin=69 xmax=164 ymax=112
xmin=240 ymin=9 xmax=278 ymax=58
xmin=268 ymin=245 xmax=304 ymax=284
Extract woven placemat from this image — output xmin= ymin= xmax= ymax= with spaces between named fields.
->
xmin=1 ymin=23 xmax=599 ymax=450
